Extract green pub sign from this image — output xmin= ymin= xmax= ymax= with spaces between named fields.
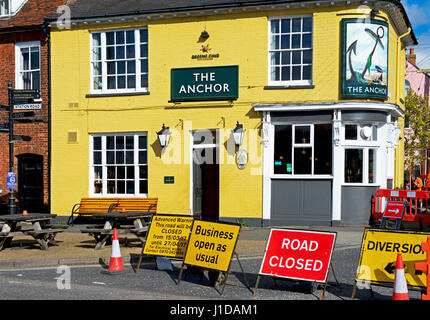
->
xmin=171 ymin=65 xmax=238 ymax=102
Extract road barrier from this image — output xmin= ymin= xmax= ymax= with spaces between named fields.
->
xmin=371 ymin=189 xmax=430 ymax=224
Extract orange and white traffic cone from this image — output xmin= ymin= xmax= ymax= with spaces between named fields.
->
xmin=392 ymin=253 xmax=409 ymax=300
xmin=104 ymin=228 xmax=124 ymax=274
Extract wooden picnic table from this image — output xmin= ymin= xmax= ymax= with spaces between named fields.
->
xmin=81 ymin=211 xmax=152 ymax=250
xmin=0 ymin=213 xmax=67 ymax=250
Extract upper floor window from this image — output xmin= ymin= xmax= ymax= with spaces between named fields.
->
xmin=269 ymin=16 xmax=313 ymax=85
xmin=91 ymin=28 xmax=148 ymax=93
xmin=15 ymin=41 xmax=40 ymax=90
xmin=0 ymin=0 xmax=9 ymax=16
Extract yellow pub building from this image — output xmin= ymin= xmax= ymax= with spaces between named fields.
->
xmin=48 ymin=0 xmax=416 ymax=226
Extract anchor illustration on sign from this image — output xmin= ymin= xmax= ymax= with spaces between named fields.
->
xmin=346 ymin=25 xmax=385 ymax=85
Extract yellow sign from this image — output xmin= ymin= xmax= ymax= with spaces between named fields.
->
xmin=183 ymin=220 xmax=241 ymax=272
xmin=356 ymin=228 xmax=430 ymax=288
xmin=143 ymin=214 xmax=194 ymax=258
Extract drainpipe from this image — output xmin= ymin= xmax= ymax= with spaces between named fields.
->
xmin=397 ymin=28 xmax=411 ymax=103
xmin=396 ymin=27 xmax=411 ymax=188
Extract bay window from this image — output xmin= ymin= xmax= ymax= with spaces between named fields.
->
xmin=274 ymin=123 xmax=332 ymax=175
xmin=344 ymin=148 xmax=377 ymax=184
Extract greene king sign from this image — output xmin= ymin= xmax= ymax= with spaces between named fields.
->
xmin=171 ymin=65 xmax=238 ymax=102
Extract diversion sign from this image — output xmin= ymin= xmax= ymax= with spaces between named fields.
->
xmin=355 ymin=228 xmax=430 ymax=288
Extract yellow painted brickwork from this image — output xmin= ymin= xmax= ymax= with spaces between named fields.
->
xmin=50 ymin=6 xmax=407 ymax=217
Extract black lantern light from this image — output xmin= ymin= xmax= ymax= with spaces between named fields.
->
xmin=231 ymin=121 xmax=245 ymax=146
xmin=157 ymin=124 xmax=171 ymax=148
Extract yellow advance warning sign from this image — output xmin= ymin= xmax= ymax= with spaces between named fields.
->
xmin=143 ymin=215 xmax=194 ymax=258
xmin=184 ymin=220 xmax=241 ymax=272
xmin=356 ymin=228 xmax=430 ymax=288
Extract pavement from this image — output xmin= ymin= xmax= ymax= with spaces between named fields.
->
xmin=0 ymin=223 xmax=366 ymax=269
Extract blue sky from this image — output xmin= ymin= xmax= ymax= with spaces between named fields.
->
xmin=403 ymin=0 xmax=430 ymax=68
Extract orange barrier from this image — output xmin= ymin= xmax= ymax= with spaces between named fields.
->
xmin=371 ymin=189 xmax=430 ymax=224
xmin=415 ymin=236 xmax=430 ymax=300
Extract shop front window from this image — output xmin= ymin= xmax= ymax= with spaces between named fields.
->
xmin=274 ymin=123 xmax=332 ymax=175
xmin=344 ymin=148 xmax=376 ymax=184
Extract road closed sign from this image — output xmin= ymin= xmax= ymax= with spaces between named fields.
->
xmin=355 ymin=228 xmax=429 ymax=288
xmin=258 ymin=229 xmax=337 ymax=283
xmin=183 ymin=220 xmax=241 ymax=272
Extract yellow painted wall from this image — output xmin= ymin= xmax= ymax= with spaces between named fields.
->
xmin=50 ymin=6 xmax=408 ymax=217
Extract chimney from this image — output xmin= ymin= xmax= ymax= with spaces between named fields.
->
xmin=407 ymin=48 xmax=416 ymax=65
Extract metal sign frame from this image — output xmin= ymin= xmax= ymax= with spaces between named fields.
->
xmin=176 ymin=218 xmax=250 ymax=295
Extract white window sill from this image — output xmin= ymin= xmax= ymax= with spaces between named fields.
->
xmin=270 ymin=175 xmax=333 ymax=179
xmin=86 ymin=91 xmax=150 ymax=98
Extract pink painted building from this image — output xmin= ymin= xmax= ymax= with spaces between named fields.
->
xmin=405 ymin=48 xmax=430 ymax=175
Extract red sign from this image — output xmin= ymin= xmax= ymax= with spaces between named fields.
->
xmin=259 ymin=229 xmax=337 ymax=283
xmin=383 ymin=201 xmax=406 ymax=219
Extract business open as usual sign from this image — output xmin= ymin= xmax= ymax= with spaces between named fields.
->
xmin=170 ymin=65 xmax=238 ymax=102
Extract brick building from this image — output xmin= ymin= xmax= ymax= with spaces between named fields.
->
xmin=0 ymin=0 xmax=64 ymax=213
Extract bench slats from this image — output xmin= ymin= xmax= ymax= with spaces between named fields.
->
xmin=70 ymin=197 xmax=158 ymax=223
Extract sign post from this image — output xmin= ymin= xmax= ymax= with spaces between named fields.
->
xmin=0 ymin=82 xmax=40 ymax=214
xmin=254 ymin=228 xmax=338 ymax=299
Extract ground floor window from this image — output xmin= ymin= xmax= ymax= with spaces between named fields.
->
xmin=90 ymin=133 xmax=148 ymax=196
xmin=344 ymin=148 xmax=376 ymax=184
xmin=274 ymin=123 xmax=332 ymax=175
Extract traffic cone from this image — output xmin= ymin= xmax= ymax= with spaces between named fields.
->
xmin=392 ymin=253 xmax=409 ymax=300
xmin=105 ymin=228 xmax=124 ymax=273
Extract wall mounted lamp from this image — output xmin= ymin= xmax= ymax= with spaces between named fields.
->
xmin=157 ymin=123 xmax=171 ymax=148
xmin=231 ymin=121 xmax=245 ymax=147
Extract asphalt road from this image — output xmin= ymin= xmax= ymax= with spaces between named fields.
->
xmin=0 ymin=247 xmax=423 ymax=302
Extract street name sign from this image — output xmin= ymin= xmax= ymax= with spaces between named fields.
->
xmin=13 ymin=135 xmax=31 ymax=141
xmin=11 ymin=89 xmax=40 ymax=104
xmin=258 ymin=229 xmax=337 ymax=283
xmin=14 ymin=104 xmax=42 ymax=110
xmin=12 ymin=111 xmax=35 ymax=119
xmin=143 ymin=214 xmax=194 ymax=259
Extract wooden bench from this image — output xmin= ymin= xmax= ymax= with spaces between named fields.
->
xmin=81 ymin=225 xmax=149 ymax=250
xmin=23 ymin=229 xmax=65 ymax=250
xmin=68 ymin=197 xmax=158 ymax=225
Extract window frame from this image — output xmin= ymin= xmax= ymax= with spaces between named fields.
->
xmin=0 ymin=0 xmax=10 ymax=17
xmin=272 ymin=122 xmax=333 ymax=178
xmin=90 ymin=28 xmax=148 ymax=94
xmin=343 ymin=147 xmax=378 ymax=185
xmin=89 ymin=132 xmax=148 ymax=197
xmin=15 ymin=41 xmax=41 ymax=91
xmin=268 ymin=15 xmax=313 ymax=86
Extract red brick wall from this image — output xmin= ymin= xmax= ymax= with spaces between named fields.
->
xmin=0 ymin=30 xmax=49 ymax=212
